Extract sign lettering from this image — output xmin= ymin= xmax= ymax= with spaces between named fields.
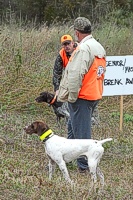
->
xmin=103 ymin=56 xmax=133 ymax=96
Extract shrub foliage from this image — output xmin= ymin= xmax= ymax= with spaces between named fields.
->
xmin=0 ymin=0 xmax=133 ymax=25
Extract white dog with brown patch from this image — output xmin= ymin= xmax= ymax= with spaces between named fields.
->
xmin=24 ymin=120 xmax=112 ymax=191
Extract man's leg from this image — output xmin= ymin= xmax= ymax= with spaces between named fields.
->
xmin=91 ymin=104 xmax=100 ymax=126
xmin=69 ymin=98 xmax=91 ymax=169
xmin=68 ymin=99 xmax=99 ymax=169
xmin=67 ymin=102 xmax=99 ymax=139
xmin=67 ymin=117 xmax=74 ymax=139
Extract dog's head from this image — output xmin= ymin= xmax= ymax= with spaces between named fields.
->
xmin=24 ymin=121 xmax=49 ymax=136
xmin=35 ymin=92 xmax=54 ymax=104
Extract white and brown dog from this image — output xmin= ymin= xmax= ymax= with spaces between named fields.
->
xmin=24 ymin=120 xmax=112 ymax=191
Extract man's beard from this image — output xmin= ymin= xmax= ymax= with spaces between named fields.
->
xmin=75 ymin=35 xmax=79 ymax=43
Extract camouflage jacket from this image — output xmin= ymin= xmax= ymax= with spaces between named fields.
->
xmin=52 ymin=52 xmax=71 ymax=92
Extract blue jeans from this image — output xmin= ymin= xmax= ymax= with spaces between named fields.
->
xmin=68 ymin=98 xmax=99 ymax=169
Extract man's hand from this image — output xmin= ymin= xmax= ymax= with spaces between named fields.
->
xmin=55 ymin=90 xmax=59 ymax=96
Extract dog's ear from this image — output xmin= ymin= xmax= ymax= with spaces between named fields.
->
xmin=39 ymin=121 xmax=49 ymax=131
xmin=46 ymin=92 xmax=55 ymax=103
xmin=34 ymin=121 xmax=49 ymax=135
xmin=32 ymin=122 xmax=38 ymax=131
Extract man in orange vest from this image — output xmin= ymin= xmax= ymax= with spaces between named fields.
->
xmin=53 ymin=34 xmax=100 ymax=136
xmin=53 ymin=34 xmax=76 ymax=95
xmin=58 ymin=17 xmax=106 ymax=172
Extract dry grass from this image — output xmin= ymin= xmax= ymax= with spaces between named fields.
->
xmin=0 ymin=107 xmax=133 ymax=200
xmin=0 ymin=22 xmax=133 ymax=199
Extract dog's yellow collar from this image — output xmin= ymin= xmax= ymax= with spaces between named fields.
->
xmin=40 ymin=129 xmax=53 ymax=141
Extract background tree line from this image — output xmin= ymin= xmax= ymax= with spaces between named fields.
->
xmin=0 ymin=0 xmax=133 ymax=26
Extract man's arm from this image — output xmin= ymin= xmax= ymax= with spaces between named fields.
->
xmin=53 ymin=54 xmax=63 ymax=92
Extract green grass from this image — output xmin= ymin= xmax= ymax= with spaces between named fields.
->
xmin=0 ymin=20 xmax=133 ymax=199
xmin=0 ymin=105 xmax=133 ymax=200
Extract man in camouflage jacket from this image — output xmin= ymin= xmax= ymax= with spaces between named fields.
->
xmin=53 ymin=34 xmax=76 ymax=94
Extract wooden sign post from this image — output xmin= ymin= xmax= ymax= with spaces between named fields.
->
xmin=120 ymin=96 xmax=124 ymax=131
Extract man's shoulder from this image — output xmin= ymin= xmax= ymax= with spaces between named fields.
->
xmin=79 ymin=42 xmax=91 ymax=53
xmin=54 ymin=53 xmax=63 ymax=65
xmin=81 ymin=37 xmax=105 ymax=54
xmin=56 ymin=52 xmax=63 ymax=60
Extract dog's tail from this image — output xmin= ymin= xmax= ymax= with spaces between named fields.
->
xmin=99 ymin=138 xmax=113 ymax=145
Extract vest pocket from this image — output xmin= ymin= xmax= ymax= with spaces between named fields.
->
xmin=57 ymin=85 xmax=68 ymax=102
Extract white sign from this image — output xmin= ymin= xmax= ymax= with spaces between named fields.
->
xmin=103 ymin=55 xmax=133 ymax=96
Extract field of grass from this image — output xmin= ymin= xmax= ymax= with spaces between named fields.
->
xmin=0 ymin=20 xmax=133 ymax=200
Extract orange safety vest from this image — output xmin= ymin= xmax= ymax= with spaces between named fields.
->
xmin=78 ymin=56 xmax=106 ymax=100
xmin=59 ymin=48 xmax=69 ymax=68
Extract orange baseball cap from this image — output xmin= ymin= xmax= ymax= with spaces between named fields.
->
xmin=61 ymin=34 xmax=73 ymax=45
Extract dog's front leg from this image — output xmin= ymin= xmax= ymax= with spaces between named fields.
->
xmin=88 ymin=161 xmax=97 ymax=193
xmin=96 ymin=167 xmax=104 ymax=190
xmin=58 ymin=160 xmax=72 ymax=184
xmin=89 ymin=171 xmax=97 ymax=193
xmin=48 ymin=158 xmax=56 ymax=180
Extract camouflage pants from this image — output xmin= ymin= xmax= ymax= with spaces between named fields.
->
xmin=91 ymin=104 xmax=100 ymax=126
